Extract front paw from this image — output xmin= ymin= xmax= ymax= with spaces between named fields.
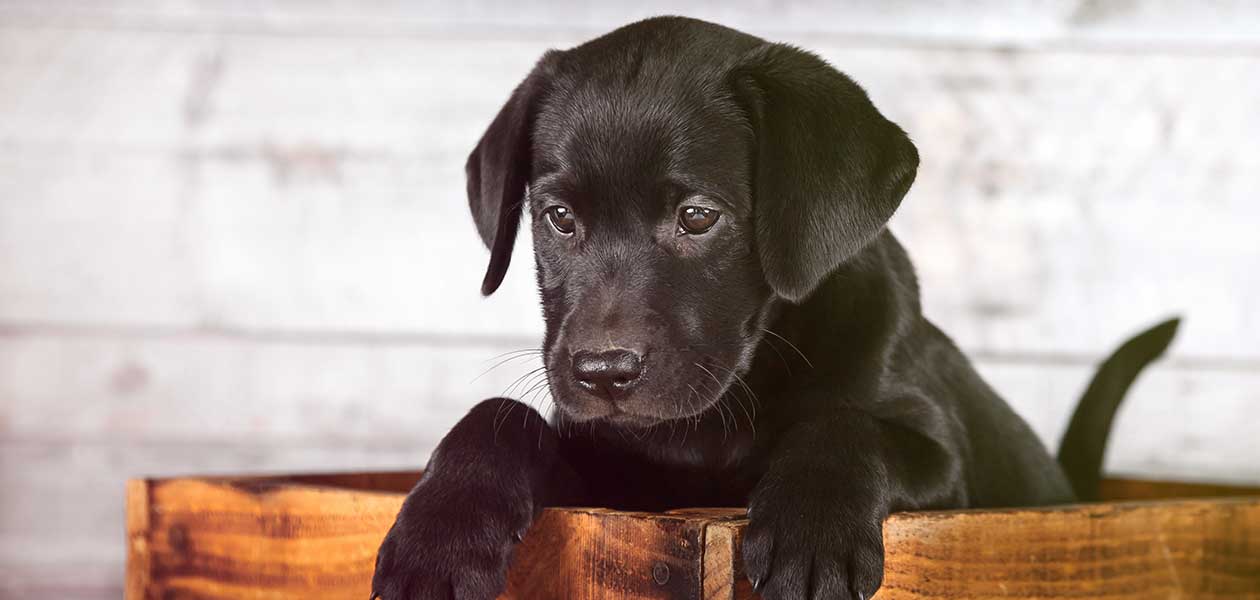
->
xmin=371 ymin=479 xmax=531 ymax=600
xmin=742 ymin=494 xmax=885 ymax=600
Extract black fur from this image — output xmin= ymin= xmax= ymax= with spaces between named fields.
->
xmin=372 ymin=17 xmax=1177 ymax=600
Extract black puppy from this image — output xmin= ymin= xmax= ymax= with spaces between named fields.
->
xmin=373 ymin=16 xmax=1178 ymax=599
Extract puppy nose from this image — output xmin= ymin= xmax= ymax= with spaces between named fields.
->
xmin=571 ymin=349 xmax=644 ymax=399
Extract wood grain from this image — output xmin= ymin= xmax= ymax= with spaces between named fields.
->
xmin=0 ymin=28 xmax=1257 ymax=359
xmin=127 ymin=474 xmax=1260 ymax=599
xmin=3 ymin=334 xmax=1256 ymax=480
xmin=125 ymin=479 xmax=151 ymax=600
xmin=703 ymin=499 xmax=1260 ymax=599
xmin=4 ymin=0 xmax=1260 ymax=49
xmin=878 ymin=500 xmax=1260 ymax=598
xmin=0 ymin=440 xmax=433 ymax=598
xmin=1098 ymin=478 xmax=1260 ymax=502
xmin=130 ymin=477 xmax=717 ymax=599
xmin=139 ymin=479 xmax=401 ymax=598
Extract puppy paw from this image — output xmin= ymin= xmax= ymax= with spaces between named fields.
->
xmin=370 ymin=481 xmax=530 ymax=600
xmin=741 ymin=496 xmax=885 ymax=600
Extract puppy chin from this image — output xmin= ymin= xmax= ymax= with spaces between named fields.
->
xmin=556 ymin=400 xmax=659 ymax=428
xmin=605 ymin=411 xmax=666 ymax=428
xmin=555 ymin=400 xmax=614 ymax=423
xmin=552 ymin=392 xmax=671 ymax=429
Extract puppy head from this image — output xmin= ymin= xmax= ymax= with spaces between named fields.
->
xmin=466 ymin=17 xmax=918 ymax=427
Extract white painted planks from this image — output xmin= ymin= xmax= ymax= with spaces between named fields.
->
xmin=1 ymin=333 xmax=1255 ymax=481
xmin=2 ymin=3 xmax=1258 ymax=597
xmin=3 ymin=1 xmax=1260 ymax=48
xmin=1 ymin=28 xmax=1257 ymax=358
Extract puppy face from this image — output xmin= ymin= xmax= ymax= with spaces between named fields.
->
xmin=527 ymin=77 xmax=775 ymax=425
xmin=465 ymin=17 xmax=920 ymax=428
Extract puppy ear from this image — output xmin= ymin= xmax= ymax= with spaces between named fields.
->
xmin=466 ymin=55 xmax=553 ymax=296
xmin=732 ymin=43 xmax=919 ymax=302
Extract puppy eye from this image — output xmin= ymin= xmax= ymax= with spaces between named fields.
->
xmin=546 ymin=206 xmax=576 ymax=235
xmin=678 ymin=206 xmax=720 ymax=235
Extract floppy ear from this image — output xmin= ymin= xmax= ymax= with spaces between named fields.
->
xmin=731 ymin=43 xmax=919 ymax=302
xmin=466 ymin=56 xmax=553 ymax=296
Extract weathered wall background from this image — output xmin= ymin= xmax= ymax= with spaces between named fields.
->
xmin=1 ymin=1 xmax=1257 ymax=596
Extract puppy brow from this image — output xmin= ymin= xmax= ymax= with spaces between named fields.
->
xmin=528 ymin=174 xmax=576 ymax=204
xmin=665 ymin=175 xmax=739 ymax=212
xmin=530 ymin=173 xmax=567 ymax=193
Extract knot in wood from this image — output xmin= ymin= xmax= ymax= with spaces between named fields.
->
xmin=652 ymin=561 xmax=670 ymax=585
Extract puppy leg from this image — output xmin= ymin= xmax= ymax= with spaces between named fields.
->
xmin=742 ymin=404 xmax=964 ymax=600
xmin=371 ymin=398 xmax=584 ymax=600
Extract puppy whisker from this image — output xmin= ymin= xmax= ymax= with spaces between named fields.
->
xmin=760 ymin=328 xmax=814 ymax=369
xmin=705 ymin=360 xmax=759 ymax=417
xmin=481 ymin=348 xmax=544 ymax=363
xmin=702 ymin=358 xmax=758 ymax=439
xmin=520 ymin=375 xmax=553 ymax=423
xmin=679 ymin=385 xmax=701 ymax=444
xmin=684 ymin=384 xmax=702 ymax=425
xmin=538 ymin=401 xmax=556 ymax=450
xmin=694 ymin=363 xmax=732 ymax=440
xmin=472 ymin=349 xmax=543 ymax=384
xmin=694 ymin=377 xmax=724 ymax=435
xmin=759 ymin=334 xmax=794 ymax=376
xmin=492 ymin=398 xmax=517 ymax=441
xmin=501 ymin=365 xmax=547 ymax=399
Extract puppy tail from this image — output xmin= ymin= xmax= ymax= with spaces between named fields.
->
xmin=1055 ymin=316 xmax=1181 ymax=501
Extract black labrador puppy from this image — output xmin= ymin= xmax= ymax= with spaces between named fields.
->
xmin=372 ymin=16 xmax=1178 ymax=600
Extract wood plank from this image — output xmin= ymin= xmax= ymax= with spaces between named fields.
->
xmin=0 ymin=149 xmax=546 ymax=342
xmin=0 ymin=334 xmax=544 ymax=445
xmin=1099 ymin=478 xmax=1260 ymax=502
xmin=2 ymin=334 xmax=1257 ymax=483
xmin=700 ymin=478 xmax=1260 ymax=600
xmin=1 ymin=29 xmax=1257 ymax=359
xmin=131 ymin=478 xmax=714 ymax=599
xmin=140 ymin=472 xmax=1260 ymax=503
xmin=873 ymin=499 xmax=1260 ymax=598
xmin=262 ymin=470 xmax=421 ymax=495
xmin=702 ymin=513 xmax=755 ymax=600
xmin=4 ymin=0 xmax=1260 ymax=49
xmin=125 ymin=474 xmax=1260 ymax=599
xmin=0 ymin=563 xmax=122 ymax=599
xmin=704 ymin=499 xmax=1260 ymax=599
xmin=0 ymin=440 xmax=430 ymax=598
xmin=504 ymin=508 xmax=709 ymax=598
xmin=142 ymin=479 xmax=400 ymax=598
xmin=124 ymin=479 xmax=150 ymax=600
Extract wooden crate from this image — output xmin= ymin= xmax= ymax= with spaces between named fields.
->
xmin=126 ymin=472 xmax=1260 ymax=599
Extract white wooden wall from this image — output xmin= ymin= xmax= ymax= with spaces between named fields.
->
xmin=1 ymin=1 xmax=1258 ymax=596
